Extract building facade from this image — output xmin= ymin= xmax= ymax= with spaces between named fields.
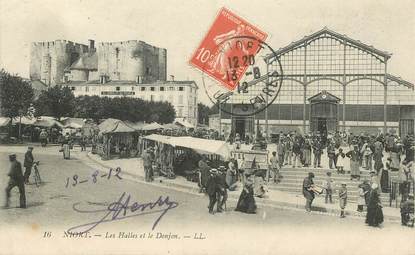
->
xmin=67 ymin=80 xmax=198 ymax=126
xmin=219 ymin=28 xmax=415 ymax=138
xmin=30 ymin=39 xmax=198 ymax=125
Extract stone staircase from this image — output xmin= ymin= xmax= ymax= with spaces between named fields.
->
xmin=267 ymin=166 xmax=400 ymax=207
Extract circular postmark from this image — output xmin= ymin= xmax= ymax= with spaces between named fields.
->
xmin=201 ymin=35 xmax=283 ymax=117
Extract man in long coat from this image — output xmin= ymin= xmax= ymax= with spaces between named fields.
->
xmin=303 ymin=172 xmax=315 ymax=212
xmin=5 ymin=154 xmax=26 ymax=208
xmin=206 ymin=169 xmax=219 ymax=214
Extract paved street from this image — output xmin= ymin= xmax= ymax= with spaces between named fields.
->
xmin=0 ymin=145 xmax=414 ymax=254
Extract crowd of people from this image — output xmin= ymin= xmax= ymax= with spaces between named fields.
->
xmin=273 ymin=131 xmax=414 ymax=174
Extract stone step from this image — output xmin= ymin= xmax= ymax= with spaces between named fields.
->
xmin=268 ymin=183 xmax=390 ymax=195
xmin=280 ymin=169 xmax=374 ymax=176
xmin=278 ymin=175 xmax=371 ymax=182
xmin=268 ymin=185 xmax=374 ymax=195
xmin=270 ymin=180 xmax=363 ymax=190
xmin=269 ymin=187 xmax=391 ymax=203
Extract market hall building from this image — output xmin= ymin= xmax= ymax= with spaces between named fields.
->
xmin=214 ymin=28 xmax=415 ymax=139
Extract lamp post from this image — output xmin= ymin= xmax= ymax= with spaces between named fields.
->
xmin=218 ymin=100 xmax=222 ymax=139
xmin=18 ymin=109 xmax=24 ymax=141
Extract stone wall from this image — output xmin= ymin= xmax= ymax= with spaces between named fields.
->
xmin=97 ymin=40 xmax=167 ymax=83
xmin=30 ymin=40 xmax=88 ymax=85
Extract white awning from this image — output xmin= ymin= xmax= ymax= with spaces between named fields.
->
xmin=143 ymin=134 xmax=230 ymax=159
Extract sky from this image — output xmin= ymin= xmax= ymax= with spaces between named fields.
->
xmin=1 ymin=0 xmax=414 ymax=105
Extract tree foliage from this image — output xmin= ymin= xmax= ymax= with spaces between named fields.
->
xmin=34 ymin=86 xmax=75 ymax=120
xmin=0 ymin=69 xmax=34 ymax=119
xmin=198 ymin=103 xmax=211 ymax=125
xmin=74 ymin=95 xmax=176 ymax=124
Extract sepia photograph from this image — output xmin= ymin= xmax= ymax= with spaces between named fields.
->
xmin=0 ymin=0 xmax=414 ymax=254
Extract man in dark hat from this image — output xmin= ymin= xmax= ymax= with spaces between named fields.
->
xmin=5 ymin=154 xmax=26 ymax=208
xmin=206 ymin=168 xmax=219 ymax=214
xmin=312 ymin=137 xmax=323 ymax=168
xmin=23 ymin=146 xmax=34 ymax=184
xmin=216 ymin=166 xmax=228 ymax=213
xmin=302 ymin=172 xmax=315 ymax=212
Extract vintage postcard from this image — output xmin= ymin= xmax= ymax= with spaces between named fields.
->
xmin=0 ymin=0 xmax=414 ymax=254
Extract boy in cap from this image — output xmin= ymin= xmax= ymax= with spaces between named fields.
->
xmin=339 ymin=182 xmax=348 ymax=218
xmin=5 ymin=154 xmax=26 ymax=208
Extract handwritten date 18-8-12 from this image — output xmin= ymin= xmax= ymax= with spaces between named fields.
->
xmin=65 ymin=167 xmax=122 ymax=188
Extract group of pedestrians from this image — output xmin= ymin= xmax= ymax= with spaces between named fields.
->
xmin=197 ymin=156 xmax=256 ymax=215
xmin=303 ymin=171 xmax=385 ymax=226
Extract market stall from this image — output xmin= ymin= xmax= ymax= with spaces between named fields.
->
xmin=97 ymin=118 xmax=137 ymax=160
xmin=143 ymin=134 xmax=231 ymax=179
xmin=0 ymin=117 xmax=11 ymax=142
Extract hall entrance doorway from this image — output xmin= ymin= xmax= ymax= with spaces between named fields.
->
xmin=308 ymin=91 xmax=340 ymax=143
xmin=231 ymin=116 xmax=254 ymax=141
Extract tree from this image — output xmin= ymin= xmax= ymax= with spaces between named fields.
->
xmin=74 ymin=96 xmax=103 ymax=122
xmin=151 ymin=101 xmax=176 ymax=124
xmin=198 ymin=103 xmax=211 ymax=125
xmin=209 ymin=103 xmax=220 ymax=115
xmin=0 ymin=69 xmax=34 ymax=132
xmin=72 ymin=95 xmax=176 ymax=124
xmin=35 ymin=86 xmax=75 ymax=120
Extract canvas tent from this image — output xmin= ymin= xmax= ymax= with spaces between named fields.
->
xmin=98 ymin=118 xmax=135 ymax=134
xmin=162 ymin=123 xmax=183 ymax=130
xmin=124 ymin=121 xmax=145 ymax=131
xmin=142 ymin=122 xmax=163 ymax=131
xmin=12 ymin=116 xmax=37 ymax=125
xmin=175 ymin=119 xmax=194 ymax=129
xmin=33 ymin=118 xmax=63 ymax=128
xmin=62 ymin=118 xmax=85 ymax=129
xmin=0 ymin=117 xmax=11 ymax=127
xmin=97 ymin=119 xmax=137 ymax=160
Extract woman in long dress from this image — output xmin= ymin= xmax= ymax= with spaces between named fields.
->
xmin=365 ymin=183 xmax=384 ymax=227
xmin=63 ymin=142 xmax=70 ymax=159
xmin=235 ymin=174 xmax=257 ymax=214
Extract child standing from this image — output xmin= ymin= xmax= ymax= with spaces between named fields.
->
xmin=323 ymin=172 xmax=335 ymax=204
xmin=336 ymin=148 xmax=346 ymax=174
xmin=339 ymin=182 xmax=348 ymax=218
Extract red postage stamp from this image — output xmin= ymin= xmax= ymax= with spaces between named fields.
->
xmin=189 ymin=7 xmax=268 ymax=91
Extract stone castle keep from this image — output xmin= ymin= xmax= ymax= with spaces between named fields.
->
xmin=30 ymin=39 xmax=167 ymax=85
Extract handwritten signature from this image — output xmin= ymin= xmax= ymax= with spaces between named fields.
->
xmin=67 ymin=192 xmax=179 ymax=234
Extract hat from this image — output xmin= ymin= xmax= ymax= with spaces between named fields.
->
xmin=218 ymin=166 xmax=226 ymax=171
xmin=210 ymin=168 xmax=218 ymax=174
xmin=28 ymin=146 xmax=34 ymax=150
xmin=9 ymin=154 xmax=16 ymax=160
xmin=341 ymin=182 xmax=347 ymax=186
